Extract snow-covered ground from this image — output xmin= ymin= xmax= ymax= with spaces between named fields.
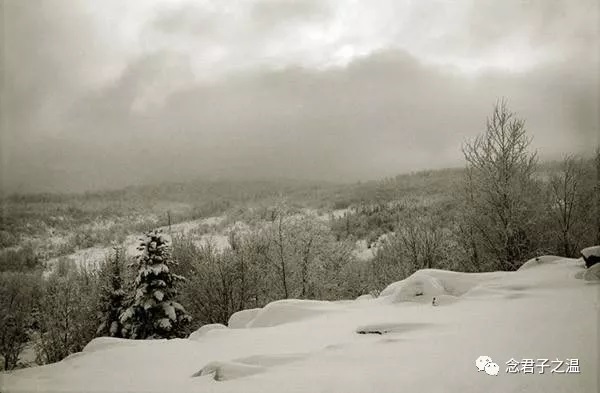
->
xmin=43 ymin=215 xmax=229 ymax=276
xmin=4 ymin=256 xmax=598 ymax=393
xmin=42 ymin=209 xmax=358 ymax=276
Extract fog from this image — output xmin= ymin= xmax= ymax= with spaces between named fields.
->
xmin=2 ymin=0 xmax=598 ymax=193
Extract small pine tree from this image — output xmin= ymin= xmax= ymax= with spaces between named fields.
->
xmin=120 ymin=230 xmax=191 ymax=339
xmin=96 ymin=247 xmax=127 ymax=338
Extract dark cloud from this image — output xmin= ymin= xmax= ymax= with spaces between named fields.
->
xmin=1 ymin=0 xmax=598 ymax=193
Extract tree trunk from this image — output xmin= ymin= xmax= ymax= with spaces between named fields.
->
xmin=277 ymin=215 xmax=289 ymax=299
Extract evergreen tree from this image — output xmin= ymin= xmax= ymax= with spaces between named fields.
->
xmin=120 ymin=230 xmax=191 ymax=339
xmin=96 ymin=247 xmax=127 ymax=337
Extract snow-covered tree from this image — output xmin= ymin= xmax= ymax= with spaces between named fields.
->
xmin=36 ymin=261 xmax=99 ymax=364
xmin=548 ymin=155 xmax=593 ymax=257
xmin=0 ymin=272 xmax=41 ymax=370
xmin=461 ymin=99 xmax=540 ymax=270
xmin=120 ymin=230 xmax=191 ymax=339
xmin=96 ymin=247 xmax=127 ymax=337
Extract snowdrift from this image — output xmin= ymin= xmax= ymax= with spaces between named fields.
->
xmin=379 ymin=269 xmax=507 ymax=303
xmin=246 ymin=299 xmax=344 ymax=328
xmin=2 ymin=256 xmax=598 ymax=393
xmin=581 ymin=246 xmax=600 ymax=268
xmin=188 ymin=324 xmax=228 ymax=341
xmin=228 ymin=308 xmax=261 ymax=328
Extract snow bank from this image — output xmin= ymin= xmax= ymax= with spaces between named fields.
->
xmin=228 ymin=308 xmax=261 ymax=328
xmin=82 ymin=337 xmax=145 ymax=354
xmin=188 ymin=324 xmax=228 ymax=341
xmin=247 ymin=299 xmax=343 ymax=328
xmin=4 ymin=257 xmax=597 ymax=393
xmin=581 ymin=246 xmax=600 ymax=268
xmin=355 ymin=294 xmax=375 ymax=301
xmin=518 ymin=255 xmax=563 ymax=270
xmin=379 ymin=269 xmax=506 ymax=303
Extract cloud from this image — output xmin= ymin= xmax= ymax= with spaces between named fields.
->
xmin=1 ymin=0 xmax=598 ymax=193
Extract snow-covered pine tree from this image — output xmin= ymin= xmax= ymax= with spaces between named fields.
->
xmin=96 ymin=246 xmax=127 ymax=337
xmin=120 ymin=230 xmax=191 ymax=339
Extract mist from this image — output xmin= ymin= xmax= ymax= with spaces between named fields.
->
xmin=2 ymin=0 xmax=598 ymax=193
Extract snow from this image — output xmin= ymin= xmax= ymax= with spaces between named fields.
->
xmin=577 ymin=263 xmax=600 ymax=281
xmin=355 ymin=294 xmax=375 ymax=301
xmin=379 ymin=269 xmax=507 ymax=302
xmin=42 ymin=215 xmax=228 ymax=276
xmin=519 ymin=255 xmax=564 ymax=270
xmin=82 ymin=337 xmax=146 ymax=354
xmin=3 ymin=257 xmax=598 ymax=393
xmin=228 ymin=308 xmax=262 ymax=329
xmin=246 ymin=299 xmax=345 ymax=328
xmin=581 ymin=246 xmax=600 ymax=259
xmin=352 ymin=234 xmax=391 ymax=262
xmin=195 ymin=360 xmax=265 ymax=381
xmin=352 ymin=239 xmax=376 ymax=261
xmin=581 ymin=246 xmax=600 ymax=268
xmin=188 ymin=324 xmax=228 ymax=341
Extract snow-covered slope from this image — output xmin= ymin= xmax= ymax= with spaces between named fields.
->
xmin=3 ymin=257 xmax=598 ymax=393
xmin=43 ymin=215 xmax=228 ymax=276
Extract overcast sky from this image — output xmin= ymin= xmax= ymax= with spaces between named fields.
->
xmin=2 ymin=0 xmax=599 ymax=193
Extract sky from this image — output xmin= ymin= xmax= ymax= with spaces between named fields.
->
xmin=1 ymin=0 xmax=599 ymax=193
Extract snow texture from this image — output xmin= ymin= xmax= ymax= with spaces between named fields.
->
xmin=581 ymin=246 xmax=600 ymax=268
xmin=519 ymin=255 xmax=564 ymax=270
xmin=246 ymin=299 xmax=343 ymax=328
xmin=3 ymin=257 xmax=598 ymax=393
xmin=228 ymin=308 xmax=262 ymax=329
xmin=581 ymin=246 xmax=600 ymax=259
xmin=188 ymin=324 xmax=228 ymax=341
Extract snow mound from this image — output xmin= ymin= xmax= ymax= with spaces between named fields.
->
xmin=380 ymin=269 xmax=505 ymax=303
xmin=247 ymin=299 xmax=342 ymax=328
xmin=581 ymin=246 xmax=600 ymax=268
xmin=518 ymin=255 xmax=563 ymax=270
xmin=355 ymin=294 xmax=375 ymax=301
xmin=82 ymin=337 xmax=144 ymax=353
xmin=193 ymin=361 xmax=265 ymax=381
xmin=188 ymin=324 xmax=228 ymax=340
xmin=228 ymin=308 xmax=261 ymax=328
xmin=387 ymin=274 xmax=445 ymax=303
xmin=581 ymin=246 xmax=600 ymax=259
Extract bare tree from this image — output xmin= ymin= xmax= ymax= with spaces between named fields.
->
xmin=456 ymin=166 xmax=481 ymax=271
xmin=462 ymin=99 xmax=539 ymax=270
xmin=0 ymin=272 xmax=41 ymax=370
xmin=548 ymin=155 xmax=589 ymax=257
xmin=274 ymin=210 xmax=290 ymax=299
